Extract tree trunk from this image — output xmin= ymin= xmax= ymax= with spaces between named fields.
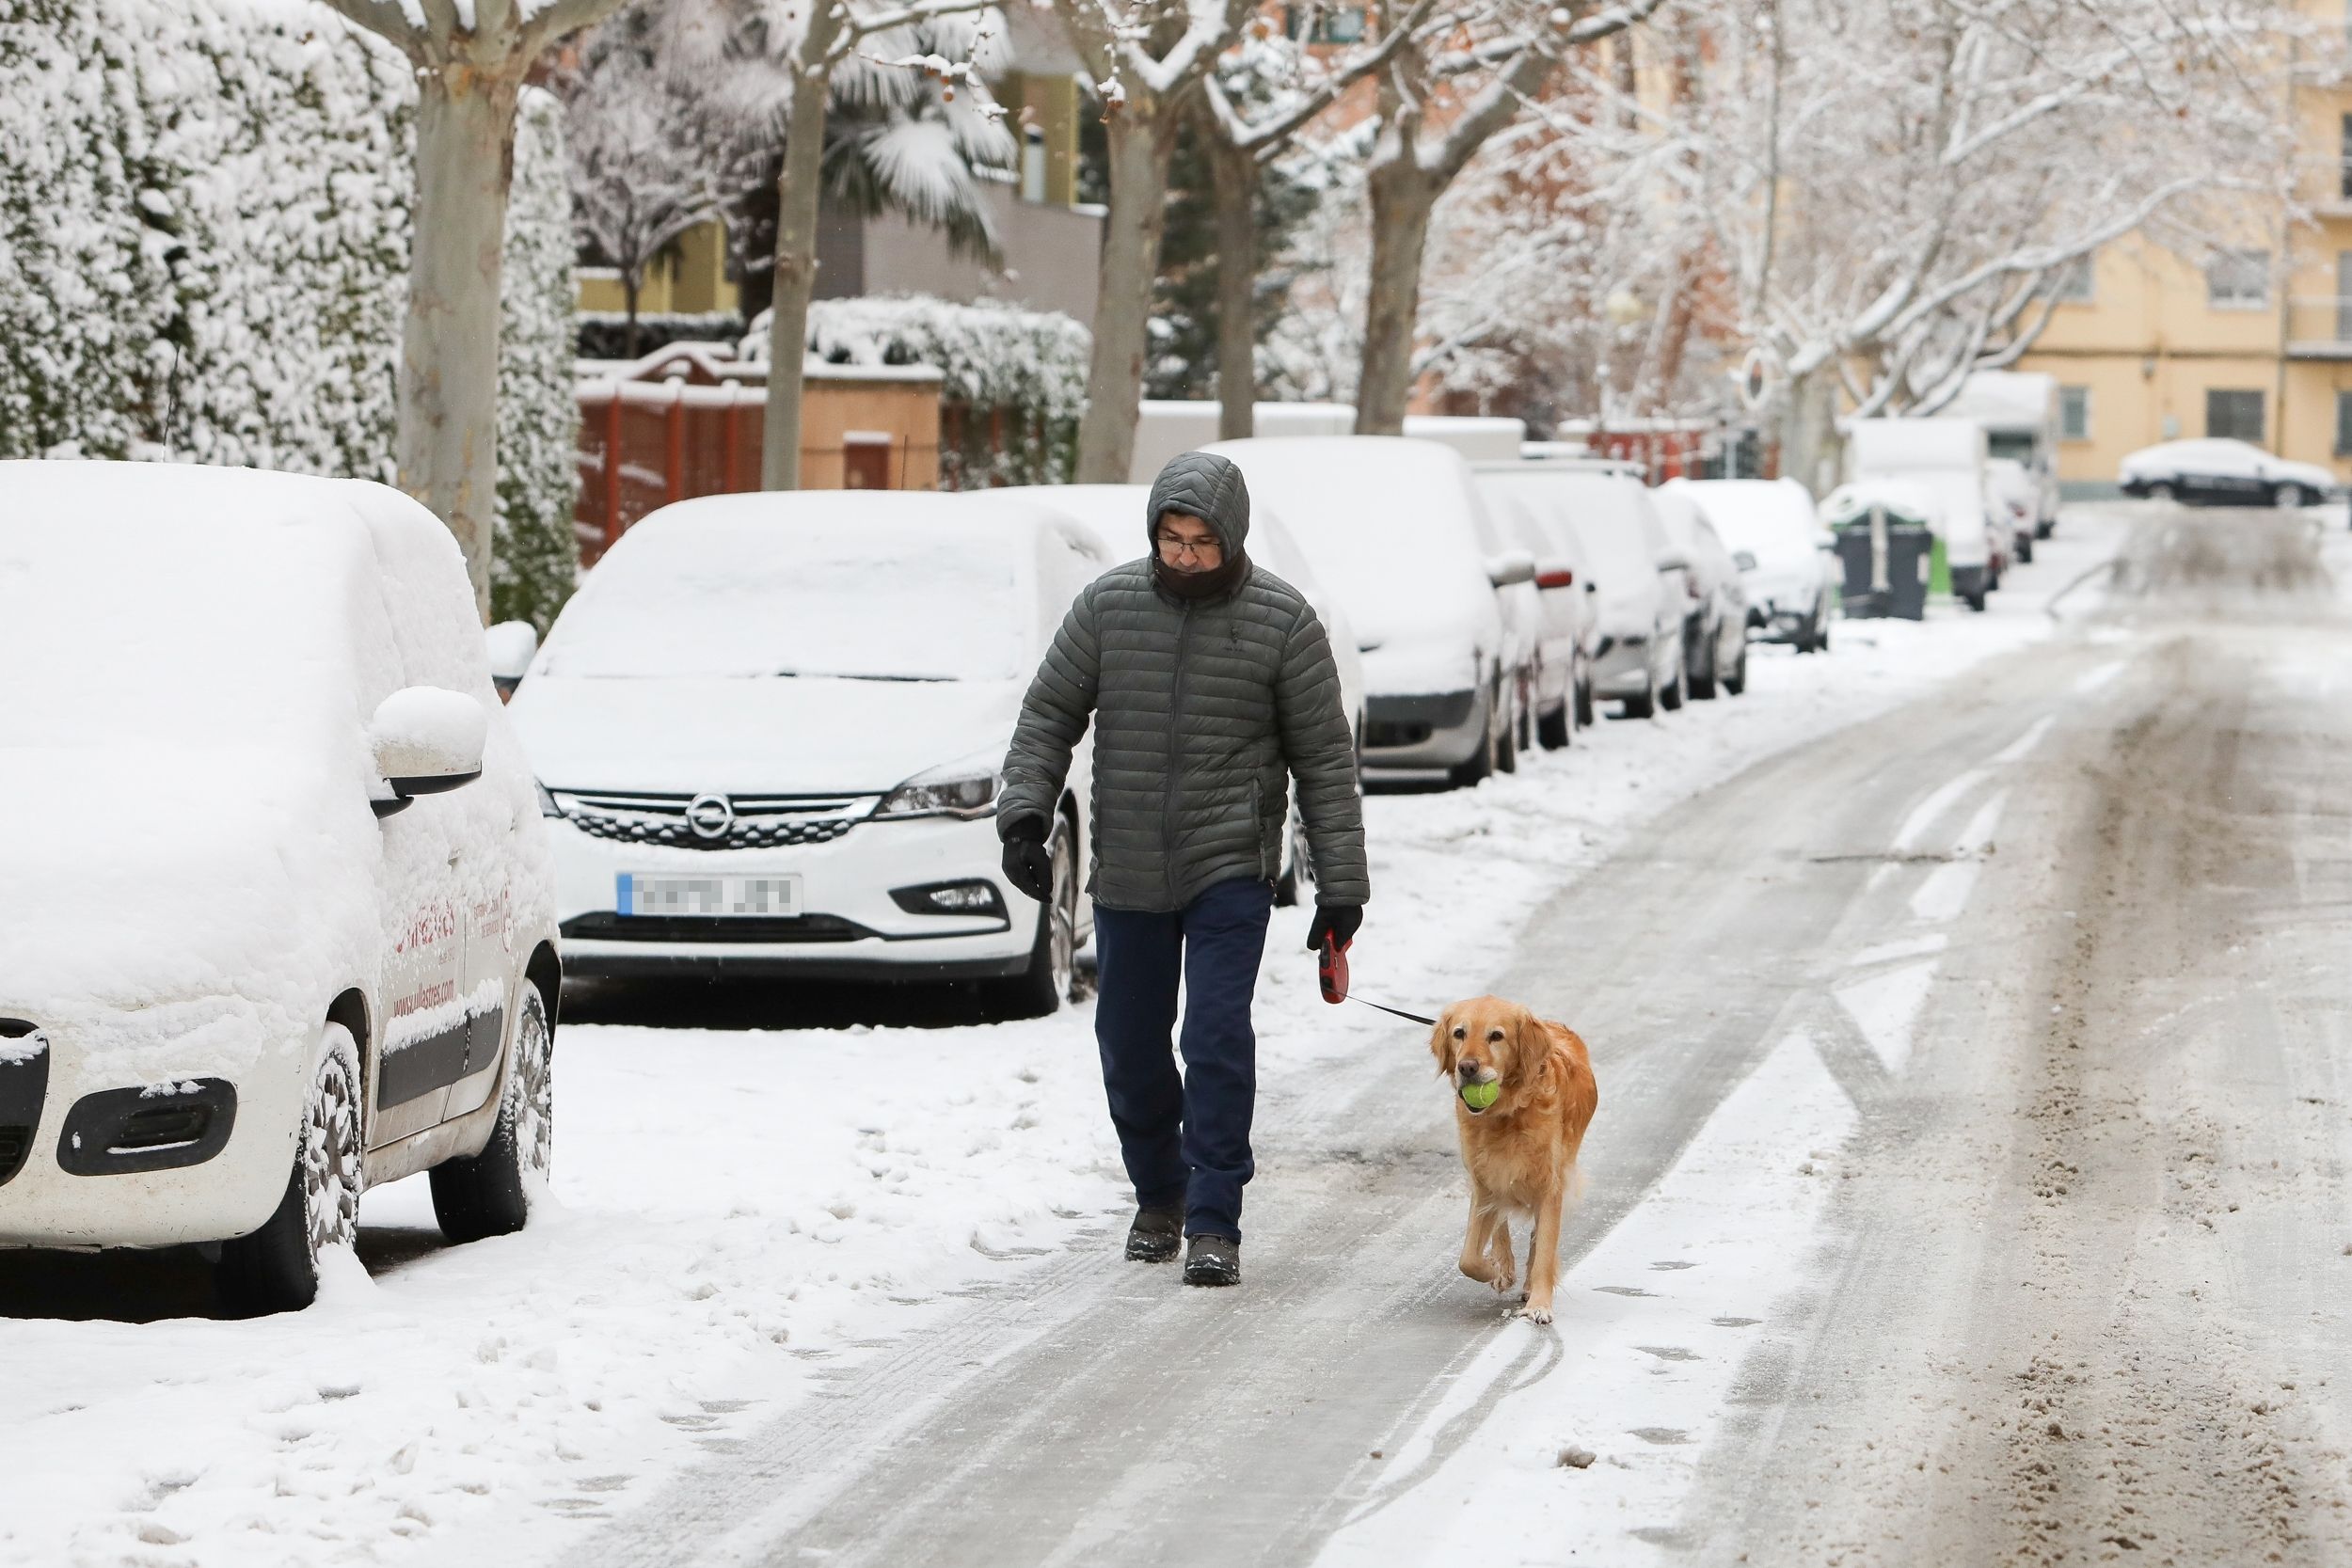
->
xmin=1074 ymin=109 xmax=1176 ymax=483
xmin=624 ymin=270 xmax=642 ymax=359
xmin=405 ymin=69 xmax=522 ymax=620
xmin=1354 ymin=156 xmax=1436 ymax=436
xmin=1206 ymin=133 xmax=1258 ymax=443
xmin=761 ymin=36 xmax=837 ymax=491
xmin=1779 ymin=363 xmax=1841 ymax=497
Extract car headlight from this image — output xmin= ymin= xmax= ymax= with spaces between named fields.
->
xmin=875 ymin=763 xmax=1000 ymax=820
xmin=535 ymin=781 xmax=563 ymax=817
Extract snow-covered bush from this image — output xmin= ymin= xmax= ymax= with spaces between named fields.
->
xmin=577 ymin=311 xmax=748 ymax=361
xmin=0 ymin=0 xmax=578 ymax=621
xmin=742 ymin=293 xmax=1090 ymax=486
xmin=496 ymin=88 xmax=583 ymax=631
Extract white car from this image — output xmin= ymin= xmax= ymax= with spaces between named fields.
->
xmin=508 ymin=492 xmax=1106 ymax=1015
xmin=1650 ymin=486 xmax=1750 ymax=699
xmin=2118 ymin=438 xmax=2334 ymax=509
xmin=1205 ymin=436 xmax=1535 ymax=786
xmin=1000 ymin=483 xmax=1365 ymax=904
xmin=1470 ymin=467 xmax=1600 ymax=747
xmin=0 ymin=462 xmax=560 ymax=1313
xmin=1524 ymin=470 xmax=1688 ymax=717
xmin=1669 ymin=477 xmax=1838 ymax=653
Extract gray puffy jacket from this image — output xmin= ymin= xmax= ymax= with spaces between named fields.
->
xmin=1000 ymin=451 xmax=1370 ymax=912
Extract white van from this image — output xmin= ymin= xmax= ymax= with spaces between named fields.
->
xmin=1944 ymin=372 xmax=2060 ymax=538
xmin=1845 ymin=419 xmax=2001 ymax=611
xmin=0 ymin=462 xmax=561 ymax=1312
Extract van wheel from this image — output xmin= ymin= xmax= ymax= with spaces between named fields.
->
xmin=430 ymin=987 xmax=553 ymax=1243
xmin=988 ymin=818 xmax=1076 ymax=1018
xmin=2016 ymin=534 xmax=2035 ymax=564
xmin=1660 ymin=657 xmax=1686 ymax=712
xmin=218 ymin=1027 xmax=362 ymax=1316
xmin=1537 ymin=704 xmax=1570 ymax=750
xmin=1689 ymin=642 xmax=1719 ymax=701
xmin=1621 ymin=672 xmax=1657 ymax=720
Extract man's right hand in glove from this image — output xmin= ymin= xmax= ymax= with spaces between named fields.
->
xmin=1001 ymin=816 xmax=1055 ymax=904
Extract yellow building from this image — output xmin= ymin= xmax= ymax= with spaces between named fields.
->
xmin=2020 ymin=16 xmax=2352 ymax=490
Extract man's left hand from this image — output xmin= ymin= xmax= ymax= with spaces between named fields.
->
xmin=1306 ymin=902 xmax=1362 ymax=953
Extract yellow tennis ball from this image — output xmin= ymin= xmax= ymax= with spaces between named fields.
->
xmin=1460 ymin=1080 xmax=1500 ymax=1111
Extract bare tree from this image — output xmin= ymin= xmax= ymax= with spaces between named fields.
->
xmin=1061 ymin=0 xmax=1258 ymax=482
xmin=320 ymin=0 xmax=628 ymax=617
xmin=559 ymin=6 xmax=725 ymax=358
xmin=1351 ymin=0 xmax=1666 ymax=436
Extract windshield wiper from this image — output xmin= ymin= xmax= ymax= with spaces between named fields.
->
xmin=773 ymin=669 xmax=954 ymax=683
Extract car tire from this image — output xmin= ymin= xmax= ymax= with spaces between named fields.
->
xmin=1964 ymin=589 xmax=1988 ymax=612
xmin=1537 ymin=703 xmax=1570 ymax=750
xmin=430 ymin=986 xmax=553 ymax=1243
xmin=217 ymin=1026 xmax=362 ymax=1316
xmin=989 ymin=817 xmax=1077 ymax=1018
xmin=1818 ymin=614 xmax=1831 ymax=653
xmin=2017 ymin=534 xmax=2034 ymax=564
xmin=1690 ymin=639 xmax=1719 ymax=701
xmin=2037 ymin=518 xmax=2055 ymax=539
xmin=1724 ymin=644 xmax=1748 ymax=696
xmin=2149 ymin=482 xmax=2176 ymax=503
xmin=1574 ymin=670 xmax=1595 ymax=729
xmin=2275 ymin=483 xmax=2308 ymax=510
xmin=1660 ymin=656 xmax=1686 ymax=712
xmin=1494 ymin=680 xmax=1519 ymax=776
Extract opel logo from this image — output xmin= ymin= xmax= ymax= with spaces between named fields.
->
xmin=685 ymin=792 xmax=735 ymax=840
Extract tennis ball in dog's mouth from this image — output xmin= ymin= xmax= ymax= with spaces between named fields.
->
xmin=1460 ymin=1080 xmax=1500 ymax=1112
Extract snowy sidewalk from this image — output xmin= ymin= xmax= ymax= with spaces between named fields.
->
xmin=0 ymin=512 xmax=2120 ymax=1568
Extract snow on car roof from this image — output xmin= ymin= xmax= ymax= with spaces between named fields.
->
xmin=0 ymin=460 xmax=453 ymax=749
xmin=1002 ymin=482 xmax=1326 ymax=594
xmin=2118 ymin=438 xmax=2264 ymax=476
xmin=538 ymin=491 xmax=1053 ymax=684
xmin=1201 ymin=436 xmax=1497 ymax=644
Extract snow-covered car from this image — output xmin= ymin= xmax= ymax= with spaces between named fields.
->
xmin=0 ymin=462 xmax=560 ymax=1313
xmin=507 ymin=492 xmax=1106 ymax=1014
xmin=1986 ymin=456 xmax=2040 ymax=564
xmin=1001 ymin=483 xmax=1363 ymax=905
xmin=1650 ymin=485 xmax=1750 ymax=699
xmin=2117 ymin=438 xmax=2334 ymax=508
xmin=1528 ymin=470 xmax=1689 ymax=717
xmin=1668 ymin=477 xmax=1838 ymax=653
xmin=1205 ymin=436 xmax=1535 ymax=786
xmin=1471 ymin=466 xmax=1601 ymax=746
xmin=1466 ymin=475 xmax=1551 ymax=762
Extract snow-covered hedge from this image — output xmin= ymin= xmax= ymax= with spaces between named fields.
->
xmin=743 ymin=293 xmax=1091 ymax=486
xmin=495 ymin=89 xmax=582 ymax=630
xmin=577 ymin=311 xmax=747 ymax=361
xmin=0 ymin=0 xmax=579 ymax=627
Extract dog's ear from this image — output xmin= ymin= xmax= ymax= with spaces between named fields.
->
xmin=1430 ymin=1007 xmax=1457 ymax=1075
xmin=1515 ymin=1006 xmax=1550 ymax=1085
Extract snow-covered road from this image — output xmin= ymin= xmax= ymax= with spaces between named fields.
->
xmin=20 ymin=503 xmax=2352 ymax=1566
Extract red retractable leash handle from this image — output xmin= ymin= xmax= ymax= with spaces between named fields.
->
xmin=1319 ymin=934 xmax=1437 ymax=1025
xmin=1318 ymin=933 xmax=1351 ymax=1004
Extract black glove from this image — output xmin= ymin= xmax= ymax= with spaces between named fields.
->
xmin=1000 ymin=816 xmax=1054 ymax=904
xmin=1306 ymin=902 xmax=1362 ymax=953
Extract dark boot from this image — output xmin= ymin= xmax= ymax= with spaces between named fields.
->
xmin=1125 ymin=1203 xmax=1184 ymax=1262
xmin=1184 ymin=1234 xmax=1241 ymax=1287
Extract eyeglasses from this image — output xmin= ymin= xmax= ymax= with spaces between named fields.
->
xmin=1155 ymin=532 xmax=1223 ymax=562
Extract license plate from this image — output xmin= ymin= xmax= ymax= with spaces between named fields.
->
xmin=618 ymin=873 xmax=802 ymax=918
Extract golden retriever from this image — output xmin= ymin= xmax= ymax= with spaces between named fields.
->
xmin=1431 ymin=996 xmax=1599 ymax=1323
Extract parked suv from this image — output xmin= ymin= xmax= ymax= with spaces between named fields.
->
xmin=508 ymin=492 xmax=1105 ymax=1014
xmin=0 ymin=463 xmax=561 ymax=1313
xmin=1206 ymin=436 xmax=1534 ymax=787
xmin=1516 ymin=469 xmax=1688 ymax=718
xmin=1650 ymin=485 xmax=1750 ymax=699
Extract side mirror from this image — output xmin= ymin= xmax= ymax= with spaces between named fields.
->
xmin=370 ymin=687 xmax=486 ymax=818
xmin=1534 ymin=564 xmax=1576 ymax=589
xmin=1732 ymin=549 xmax=1758 ymax=572
xmin=485 ymin=621 xmax=539 ymax=702
xmin=1486 ymin=550 xmax=1537 ymax=588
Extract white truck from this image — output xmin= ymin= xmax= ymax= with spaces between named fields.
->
xmin=1845 ymin=418 xmax=2001 ymax=611
xmin=1942 ymin=371 xmax=2061 ymax=540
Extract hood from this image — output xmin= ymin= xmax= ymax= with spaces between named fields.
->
xmin=1146 ymin=451 xmax=1252 ymax=555
xmin=0 ymin=747 xmax=370 ymax=1042
xmin=510 ymin=675 xmax=1026 ymax=796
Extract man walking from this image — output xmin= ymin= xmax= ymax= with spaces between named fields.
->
xmin=997 ymin=451 xmax=1368 ymax=1288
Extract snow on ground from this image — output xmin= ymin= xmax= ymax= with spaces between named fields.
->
xmin=0 ymin=510 xmax=2122 ymax=1568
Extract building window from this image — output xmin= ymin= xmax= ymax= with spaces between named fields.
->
xmin=2206 ymin=388 xmax=2265 ymax=443
xmin=2205 ymin=249 xmax=2270 ymax=310
xmin=2341 ymin=112 xmax=2352 ymax=198
xmin=2336 ymin=391 xmax=2352 ymax=456
xmin=1283 ymin=4 xmax=1366 ymax=42
xmin=2059 ymin=386 xmax=2091 ymax=442
xmin=2052 ymin=257 xmax=2095 ymax=305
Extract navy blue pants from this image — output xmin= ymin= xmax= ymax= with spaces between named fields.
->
xmin=1091 ymin=878 xmax=1274 ymax=1243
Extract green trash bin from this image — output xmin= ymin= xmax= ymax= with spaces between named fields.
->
xmin=1823 ymin=492 xmax=1933 ymax=620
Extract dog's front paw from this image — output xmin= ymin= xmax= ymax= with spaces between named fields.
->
xmin=1518 ymin=1303 xmax=1554 ymax=1325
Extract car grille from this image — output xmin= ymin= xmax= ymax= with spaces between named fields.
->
xmin=0 ymin=1125 xmax=27 ymax=1185
xmin=561 ymin=912 xmax=876 ymax=944
xmin=551 ymin=790 xmax=878 ymax=851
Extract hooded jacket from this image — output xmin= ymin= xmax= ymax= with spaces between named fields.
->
xmin=999 ymin=451 xmax=1370 ymax=912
